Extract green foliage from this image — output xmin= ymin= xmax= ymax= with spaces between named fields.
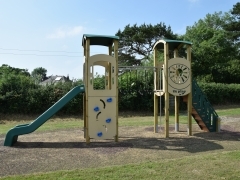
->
xmin=0 ymin=64 xmax=30 ymax=79
xmin=223 ymin=2 xmax=240 ymax=55
xmin=211 ymin=60 xmax=240 ymax=83
xmin=118 ymin=69 xmax=155 ymax=111
xmin=0 ymin=71 xmax=83 ymax=115
xmin=31 ymin=67 xmax=48 ymax=83
xmin=0 ymin=64 xmax=33 ymax=114
xmin=198 ymin=82 xmax=240 ymax=104
xmin=92 ymin=73 xmax=105 ymax=90
xmin=183 ymin=12 xmax=238 ymax=78
xmin=116 ymin=22 xmax=177 ymax=66
xmin=0 ymin=67 xmax=239 ymax=115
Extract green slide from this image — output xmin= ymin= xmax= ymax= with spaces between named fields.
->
xmin=4 ymin=85 xmax=85 ymax=146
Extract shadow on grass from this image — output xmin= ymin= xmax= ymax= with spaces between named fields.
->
xmin=2 ymin=123 xmax=240 ymax=153
xmin=10 ymin=135 xmax=225 ymax=154
xmin=194 ymin=125 xmax=240 ymax=141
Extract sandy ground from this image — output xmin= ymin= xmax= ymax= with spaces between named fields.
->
xmin=0 ymin=118 xmax=240 ymax=178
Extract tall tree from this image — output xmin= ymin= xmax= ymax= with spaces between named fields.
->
xmin=224 ymin=2 xmax=240 ymax=56
xmin=183 ymin=12 xmax=238 ymax=78
xmin=31 ymin=67 xmax=47 ymax=83
xmin=116 ymin=23 xmax=177 ymax=66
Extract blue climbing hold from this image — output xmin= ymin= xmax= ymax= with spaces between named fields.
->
xmin=107 ymin=98 xmax=112 ymax=102
xmin=94 ymin=106 xmax=99 ymax=112
xmin=97 ymin=132 xmax=103 ymax=137
xmin=106 ymin=118 xmax=111 ymax=123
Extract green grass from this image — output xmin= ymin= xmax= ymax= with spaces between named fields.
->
xmin=0 ymin=115 xmax=190 ymax=135
xmin=215 ymin=107 xmax=240 ymax=116
xmin=1 ymin=150 xmax=240 ymax=180
xmin=1 ymin=107 xmax=239 ymax=135
xmin=0 ymin=119 xmax=84 ymax=135
xmin=1 ymin=107 xmax=240 ymax=179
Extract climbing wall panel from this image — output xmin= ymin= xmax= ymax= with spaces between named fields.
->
xmin=88 ymin=96 xmax=116 ymax=139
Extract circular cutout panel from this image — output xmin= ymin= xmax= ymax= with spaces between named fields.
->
xmin=168 ymin=58 xmax=191 ymax=96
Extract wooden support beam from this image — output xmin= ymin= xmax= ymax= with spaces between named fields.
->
xmin=108 ymin=45 xmax=112 ymax=90
xmin=217 ymin=117 xmax=221 ymax=132
xmin=164 ymin=43 xmax=169 ymax=138
xmin=174 ymin=49 xmax=180 ymax=132
xmin=175 ymin=96 xmax=180 ymax=132
xmin=85 ymin=38 xmax=90 ymax=143
xmin=154 ymin=48 xmax=159 ymax=133
xmin=83 ymin=93 xmax=86 ymax=138
xmin=187 ymin=45 xmax=192 ymax=136
xmin=114 ymin=40 xmax=119 ymax=142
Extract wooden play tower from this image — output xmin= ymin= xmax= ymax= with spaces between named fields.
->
xmin=153 ymin=39 xmax=193 ymax=137
xmin=82 ymin=34 xmax=119 ymax=143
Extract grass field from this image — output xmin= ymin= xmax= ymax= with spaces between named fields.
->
xmin=1 ymin=107 xmax=240 ymax=135
xmin=1 ymin=151 xmax=240 ymax=180
xmin=0 ymin=106 xmax=240 ymax=179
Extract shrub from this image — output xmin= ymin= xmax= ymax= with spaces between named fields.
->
xmin=197 ymin=82 xmax=240 ymax=104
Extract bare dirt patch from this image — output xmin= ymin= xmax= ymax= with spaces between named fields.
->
xmin=0 ymin=118 xmax=240 ymax=178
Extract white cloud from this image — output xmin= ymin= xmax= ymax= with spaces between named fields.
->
xmin=47 ymin=26 xmax=84 ymax=39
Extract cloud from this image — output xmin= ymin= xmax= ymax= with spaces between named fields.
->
xmin=47 ymin=26 xmax=84 ymax=39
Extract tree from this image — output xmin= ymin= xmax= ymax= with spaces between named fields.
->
xmin=212 ymin=59 xmax=240 ymax=84
xmin=116 ymin=23 xmax=177 ymax=66
xmin=183 ymin=12 xmax=238 ymax=79
xmin=0 ymin=65 xmax=36 ymax=113
xmin=0 ymin=64 xmax=30 ymax=77
xmin=31 ymin=67 xmax=48 ymax=83
xmin=223 ymin=2 xmax=240 ymax=56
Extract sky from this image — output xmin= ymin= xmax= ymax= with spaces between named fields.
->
xmin=0 ymin=0 xmax=239 ymax=80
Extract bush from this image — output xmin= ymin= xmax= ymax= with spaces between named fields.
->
xmin=0 ymin=70 xmax=239 ymax=116
xmin=0 ymin=76 xmax=84 ymax=115
xmin=197 ymin=82 xmax=240 ymax=104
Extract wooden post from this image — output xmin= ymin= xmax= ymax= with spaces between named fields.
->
xmin=154 ymin=48 xmax=159 ymax=133
xmin=108 ymin=45 xmax=112 ymax=90
xmin=83 ymin=93 xmax=86 ymax=138
xmin=85 ymin=38 xmax=90 ymax=143
xmin=83 ymin=46 xmax=86 ymax=138
xmin=217 ymin=117 xmax=221 ymax=132
xmin=187 ymin=45 xmax=192 ymax=136
xmin=114 ymin=40 xmax=119 ymax=142
xmin=174 ymin=49 xmax=179 ymax=132
xmin=164 ymin=43 xmax=169 ymax=138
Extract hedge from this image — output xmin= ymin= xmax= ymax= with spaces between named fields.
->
xmin=197 ymin=82 xmax=240 ymax=105
xmin=0 ymin=75 xmax=240 ymax=115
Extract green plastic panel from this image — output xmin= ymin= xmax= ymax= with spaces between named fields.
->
xmin=154 ymin=39 xmax=192 ymax=51
xmin=82 ymin=34 xmax=119 ymax=47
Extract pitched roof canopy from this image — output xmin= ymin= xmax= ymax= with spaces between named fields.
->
xmin=153 ymin=39 xmax=192 ymax=51
xmin=82 ymin=34 xmax=119 ymax=47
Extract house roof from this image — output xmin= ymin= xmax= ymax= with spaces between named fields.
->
xmin=82 ymin=34 xmax=119 ymax=47
xmin=40 ymin=75 xmax=71 ymax=85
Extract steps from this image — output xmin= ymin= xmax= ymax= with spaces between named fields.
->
xmin=183 ymin=79 xmax=219 ymax=132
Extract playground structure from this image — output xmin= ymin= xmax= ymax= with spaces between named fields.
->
xmin=4 ymin=34 xmax=220 ymax=147
xmin=82 ymin=34 xmax=119 ymax=143
xmin=152 ymin=39 xmax=220 ymax=135
xmin=153 ymin=39 xmax=193 ymax=137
